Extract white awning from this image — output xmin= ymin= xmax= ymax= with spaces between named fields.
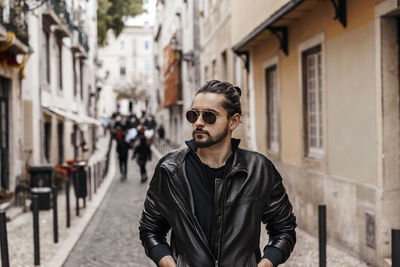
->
xmin=43 ymin=105 xmax=100 ymax=126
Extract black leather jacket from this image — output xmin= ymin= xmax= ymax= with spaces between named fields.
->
xmin=139 ymin=145 xmax=296 ymax=267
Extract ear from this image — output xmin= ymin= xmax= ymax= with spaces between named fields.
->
xmin=229 ymin=113 xmax=241 ymax=130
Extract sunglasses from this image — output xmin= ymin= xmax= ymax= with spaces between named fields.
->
xmin=186 ymin=110 xmax=217 ymax=124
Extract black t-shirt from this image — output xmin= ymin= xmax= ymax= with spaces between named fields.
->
xmin=185 ymin=148 xmax=232 ymax=256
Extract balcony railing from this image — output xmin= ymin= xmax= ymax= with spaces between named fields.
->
xmin=78 ymin=28 xmax=89 ymax=52
xmin=46 ymin=0 xmax=74 ymax=33
xmin=0 ymin=0 xmax=29 ymax=46
xmin=72 ymin=26 xmax=89 ymax=53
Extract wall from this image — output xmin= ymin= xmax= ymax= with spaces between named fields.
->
xmin=244 ymin=0 xmax=386 ymax=264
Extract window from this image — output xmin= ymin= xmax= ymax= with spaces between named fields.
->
xmin=120 ymin=59 xmax=126 ymax=76
xmin=234 ymin=55 xmax=242 ymax=87
xmin=145 ymin=63 xmax=151 ymax=78
xmin=212 ymin=59 xmax=217 ymax=79
xmin=44 ymin=121 xmax=51 ymax=162
xmin=57 ymin=122 xmax=64 ymax=164
xmin=73 ymin=56 xmax=77 ymax=97
xmin=145 ymin=40 xmax=150 ymax=50
xmin=120 ymin=40 xmax=125 ymax=50
xmin=80 ymin=60 xmax=84 ymax=100
xmin=132 ymin=39 xmax=136 ymax=56
xmin=56 ymin=41 xmax=63 ymax=90
xmin=302 ymin=45 xmax=323 ymax=157
xmin=221 ymin=51 xmax=227 ymax=80
xmin=43 ymin=30 xmax=50 ymax=83
xmin=265 ymin=65 xmax=279 ymax=152
xmin=204 ymin=66 xmax=208 ymax=81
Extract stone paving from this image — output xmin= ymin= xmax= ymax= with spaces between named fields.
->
xmin=4 ymin=134 xmax=114 ymax=267
xmin=64 ymin=150 xmax=155 ymax=267
xmin=63 ymin=141 xmax=370 ymax=267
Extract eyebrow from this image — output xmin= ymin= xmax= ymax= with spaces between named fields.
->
xmin=191 ymin=108 xmax=220 ymax=114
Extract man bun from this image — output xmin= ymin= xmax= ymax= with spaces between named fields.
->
xmin=233 ymin=86 xmax=242 ymax=97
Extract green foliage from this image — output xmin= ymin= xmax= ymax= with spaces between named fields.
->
xmin=97 ymin=0 xmax=144 ymax=46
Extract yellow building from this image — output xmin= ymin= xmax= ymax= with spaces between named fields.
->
xmin=200 ymin=0 xmax=250 ymax=147
xmin=232 ymin=0 xmax=399 ymax=265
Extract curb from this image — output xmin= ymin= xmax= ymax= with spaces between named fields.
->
xmin=47 ymin=141 xmax=117 ymax=267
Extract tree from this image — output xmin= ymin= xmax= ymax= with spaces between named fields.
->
xmin=97 ymin=0 xmax=144 ymax=46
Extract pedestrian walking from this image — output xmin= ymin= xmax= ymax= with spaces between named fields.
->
xmin=132 ymin=136 xmax=152 ymax=183
xmin=157 ymin=124 xmax=165 ymax=140
xmin=114 ymin=125 xmax=124 ymax=141
xmin=139 ymin=80 xmax=296 ymax=267
xmin=116 ymin=137 xmax=130 ymax=181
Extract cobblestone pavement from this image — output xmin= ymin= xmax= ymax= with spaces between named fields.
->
xmin=4 ymin=134 xmax=113 ymax=267
xmin=64 ymin=142 xmax=370 ymax=267
xmin=64 ymin=150 xmax=156 ymax=267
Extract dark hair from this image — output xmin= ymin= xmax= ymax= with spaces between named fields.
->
xmin=196 ymin=80 xmax=242 ymax=118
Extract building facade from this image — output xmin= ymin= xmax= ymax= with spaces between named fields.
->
xmin=153 ymin=0 xmax=201 ymax=146
xmin=232 ymin=0 xmax=400 ymax=265
xmin=97 ymin=24 xmax=154 ymax=118
xmin=199 ymin=0 xmax=249 ymax=148
xmin=0 ymin=0 xmax=30 ymax=202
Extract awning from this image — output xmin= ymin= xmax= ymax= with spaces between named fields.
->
xmin=43 ymin=105 xmax=100 ymax=126
xmin=233 ymin=0 xmax=305 ymax=53
xmin=162 ymin=43 xmax=180 ymax=108
xmin=233 ymin=0 xmax=347 ymax=55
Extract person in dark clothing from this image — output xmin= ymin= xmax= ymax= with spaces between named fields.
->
xmin=157 ymin=124 xmax=165 ymax=140
xmin=116 ymin=138 xmax=130 ymax=181
xmin=139 ymin=80 xmax=296 ymax=267
xmin=133 ymin=136 xmax=152 ymax=183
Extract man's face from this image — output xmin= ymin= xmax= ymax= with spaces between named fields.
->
xmin=189 ymin=93 xmax=230 ymax=148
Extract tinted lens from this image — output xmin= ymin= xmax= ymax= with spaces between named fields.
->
xmin=186 ymin=110 xmax=198 ymax=123
xmin=202 ymin=111 xmax=217 ymax=124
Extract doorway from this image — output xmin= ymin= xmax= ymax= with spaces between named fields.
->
xmin=0 ymin=78 xmax=10 ymax=190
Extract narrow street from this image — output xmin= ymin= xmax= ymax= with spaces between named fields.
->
xmin=63 ymin=144 xmax=370 ymax=267
xmin=64 ymin=149 xmax=156 ymax=267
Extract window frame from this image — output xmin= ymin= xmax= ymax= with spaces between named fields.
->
xmin=56 ymin=40 xmax=63 ymax=90
xmin=298 ymin=33 xmax=326 ymax=160
xmin=263 ymin=56 xmax=280 ymax=154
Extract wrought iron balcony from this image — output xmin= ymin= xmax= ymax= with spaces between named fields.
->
xmin=0 ymin=0 xmax=29 ymax=46
xmin=43 ymin=0 xmax=73 ymax=37
xmin=72 ymin=26 xmax=89 ymax=58
xmin=78 ymin=28 xmax=88 ymax=52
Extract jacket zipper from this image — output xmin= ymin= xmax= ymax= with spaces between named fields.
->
xmin=162 ymin=165 xmax=217 ymax=262
xmin=215 ymin=168 xmax=247 ymax=266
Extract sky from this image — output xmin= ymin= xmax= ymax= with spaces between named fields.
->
xmin=125 ymin=0 xmax=156 ymax=27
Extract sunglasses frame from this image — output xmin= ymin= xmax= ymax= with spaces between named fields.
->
xmin=186 ymin=109 xmax=218 ymax=124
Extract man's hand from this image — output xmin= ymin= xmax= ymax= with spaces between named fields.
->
xmin=158 ymin=255 xmax=176 ymax=267
xmin=258 ymin=258 xmax=274 ymax=267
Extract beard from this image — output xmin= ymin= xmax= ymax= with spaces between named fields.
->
xmin=192 ymin=124 xmax=229 ymax=148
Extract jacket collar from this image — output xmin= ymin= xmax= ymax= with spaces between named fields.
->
xmin=184 ymin=138 xmax=247 ymax=173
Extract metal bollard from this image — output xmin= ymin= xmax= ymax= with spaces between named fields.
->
xmin=393 ymin=229 xmax=400 ymax=267
xmin=32 ymin=195 xmax=40 ymax=266
xmin=75 ymin=171 xmax=80 ymax=217
xmin=318 ymin=205 xmax=326 ymax=267
xmin=88 ymin=166 xmax=92 ymax=201
xmin=93 ymin=164 xmax=97 ymax=194
xmin=52 ymin=188 xmax=58 ymax=243
xmin=65 ymin=179 xmax=70 ymax=228
xmin=0 ymin=211 xmax=10 ymax=267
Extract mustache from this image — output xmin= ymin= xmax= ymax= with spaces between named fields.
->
xmin=192 ymin=128 xmax=210 ymax=136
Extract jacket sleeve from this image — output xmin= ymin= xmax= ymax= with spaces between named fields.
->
xmin=139 ymin=163 xmax=172 ymax=257
xmin=261 ymin=161 xmax=297 ymax=263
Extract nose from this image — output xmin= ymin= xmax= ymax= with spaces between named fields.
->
xmin=194 ymin=113 xmax=205 ymax=127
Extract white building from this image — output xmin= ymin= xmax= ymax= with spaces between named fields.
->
xmin=97 ymin=24 xmax=154 ymax=119
xmin=0 ymin=0 xmax=30 ymax=199
xmin=153 ymin=0 xmax=201 ymax=146
xmin=22 ymin=0 xmax=99 ymax=168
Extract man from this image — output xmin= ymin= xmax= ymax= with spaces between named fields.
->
xmin=139 ymin=80 xmax=296 ymax=267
